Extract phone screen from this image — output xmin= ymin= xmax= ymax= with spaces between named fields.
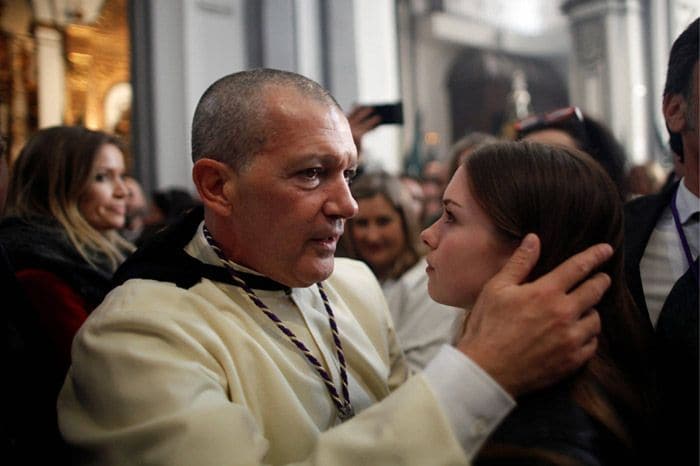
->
xmin=368 ymin=102 xmax=403 ymax=125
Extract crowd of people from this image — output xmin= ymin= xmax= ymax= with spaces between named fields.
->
xmin=1 ymin=16 xmax=697 ymax=466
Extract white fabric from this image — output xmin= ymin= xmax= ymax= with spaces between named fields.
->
xmin=383 ymin=258 xmax=465 ymax=371
xmin=58 ymin=223 xmax=514 ymax=465
xmin=424 ymin=345 xmax=515 ymax=458
xmin=641 ymin=179 xmax=699 ymax=327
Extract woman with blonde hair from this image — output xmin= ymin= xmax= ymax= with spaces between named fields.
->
xmin=422 ymin=140 xmax=655 ymax=464
xmin=346 ymin=171 xmax=464 ymax=370
xmin=0 ymin=126 xmax=134 ymax=372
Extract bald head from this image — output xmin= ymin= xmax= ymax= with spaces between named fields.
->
xmin=191 ymin=68 xmax=341 ymax=170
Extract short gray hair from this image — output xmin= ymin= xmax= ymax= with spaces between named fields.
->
xmin=191 ymin=68 xmax=340 ymax=170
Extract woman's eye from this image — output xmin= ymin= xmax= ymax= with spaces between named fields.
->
xmin=443 ymin=209 xmax=455 ymax=223
xmin=95 ymin=173 xmax=106 ymax=182
xmin=354 ymin=218 xmax=368 ymax=228
xmin=344 ymin=169 xmax=357 ymax=184
xmin=377 ymin=217 xmax=393 ymax=227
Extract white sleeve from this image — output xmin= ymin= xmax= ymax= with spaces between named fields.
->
xmin=423 ymin=345 xmax=516 ymax=459
xmin=59 ymin=293 xmax=471 ymax=466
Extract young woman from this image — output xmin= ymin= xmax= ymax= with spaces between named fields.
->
xmin=0 ymin=126 xmax=134 ymax=373
xmin=346 ymin=172 xmax=464 ymax=370
xmin=421 ymin=141 xmax=655 ymax=464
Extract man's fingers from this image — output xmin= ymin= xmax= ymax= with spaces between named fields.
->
xmin=538 ymin=243 xmax=613 ymax=292
xmin=356 ymin=114 xmax=381 ymax=131
xmin=348 ymin=105 xmax=375 ymax=123
xmin=567 ymin=272 xmax=611 ymax=316
xmin=571 ymin=310 xmax=600 ymax=365
xmin=576 ymin=308 xmax=602 ymax=343
xmin=572 ymin=335 xmax=599 ymax=371
xmin=489 ymin=233 xmax=541 ymax=287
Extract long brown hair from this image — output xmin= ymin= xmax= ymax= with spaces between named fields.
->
xmin=465 ymin=141 xmax=653 ymax=456
xmin=6 ymin=126 xmax=133 ymax=270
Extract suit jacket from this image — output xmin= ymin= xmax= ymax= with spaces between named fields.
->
xmin=624 ymin=181 xmax=699 ymax=465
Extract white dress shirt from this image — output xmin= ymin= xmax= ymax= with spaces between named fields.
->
xmin=640 ymin=179 xmax=699 ymax=327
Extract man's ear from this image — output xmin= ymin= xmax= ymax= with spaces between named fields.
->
xmin=663 ymin=93 xmax=688 ymax=133
xmin=192 ymin=158 xmax=235 ymax=217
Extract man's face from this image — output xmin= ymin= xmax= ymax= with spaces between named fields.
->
xmin=224 ymin=87 xmax=358 ymax=287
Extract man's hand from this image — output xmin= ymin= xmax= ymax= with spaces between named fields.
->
xmin=347 ymin=105 xmax=381 ymax=155
xmin=456 ymin=234 xmax=612 ymax=397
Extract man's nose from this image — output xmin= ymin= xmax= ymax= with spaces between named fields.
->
xmin=325 ymin=177 xmax=358 ymax=219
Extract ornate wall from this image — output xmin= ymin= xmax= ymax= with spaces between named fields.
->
xmin=0 ymin=0 xmax=130 ymax=162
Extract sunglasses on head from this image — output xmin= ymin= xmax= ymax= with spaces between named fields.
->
xmin=514 ymin=106 xmax=585 ymax=140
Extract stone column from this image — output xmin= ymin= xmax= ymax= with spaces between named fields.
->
xmin=561 ymin=0 xmax=649 ymax=165
xmin=34 ymin=25 xmax=65 ymax=128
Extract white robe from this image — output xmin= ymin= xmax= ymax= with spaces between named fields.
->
xmin=58 ymin=224 xmax=503 ymax=465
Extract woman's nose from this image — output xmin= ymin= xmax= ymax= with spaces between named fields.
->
xmin=420 ymin=224 xmax=435 ymax=249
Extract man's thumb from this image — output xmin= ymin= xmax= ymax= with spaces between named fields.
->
xmin=493 ymin=233 xmax=540 ymax=286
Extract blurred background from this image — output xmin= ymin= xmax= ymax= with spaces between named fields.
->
xmin=0 ymin=0 xmax=697 ymax=196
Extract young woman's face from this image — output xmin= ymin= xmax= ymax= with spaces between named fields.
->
xmin=351 ymin=193 xmax=407 ymax=277
xmin=78 ymin=143 xmax=128 ymax=231
xmin=420 ymin=166 xmax=515 ymax=307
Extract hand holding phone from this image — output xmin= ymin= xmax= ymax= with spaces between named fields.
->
xmin=366 ymin=102 xmax=403 ymax=125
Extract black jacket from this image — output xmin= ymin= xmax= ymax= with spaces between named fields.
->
xmin=624 ymin=181 xmax=698 ymax=465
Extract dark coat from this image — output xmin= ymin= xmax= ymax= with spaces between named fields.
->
xmin=624 ymin=181 xmax=699 ymax=465
xmin=475 ymin=383 xmax=632 ymax=466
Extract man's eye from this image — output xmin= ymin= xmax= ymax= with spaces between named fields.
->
xmin=301 ymin=168 xmax=323 ymax=180
xmin=95 ymin=173 xmax=106 ymax=182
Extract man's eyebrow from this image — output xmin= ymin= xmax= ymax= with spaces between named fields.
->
xmin=313 ymin=152 xmax=359 ymax=168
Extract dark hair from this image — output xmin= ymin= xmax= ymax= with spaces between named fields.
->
xmin=578 ymin=116 xmax=628 ymax=199
xmin=663 ymin=18 xmax=699 ymax=158
xmin=191 ymin=68 xmax=340 ymax=170
xmin=346 ymin=171 xmax=424 ymax=280
xmin=447 ymin=131 xmax=500 ymax=178
xmin=465 ymin=141 xmax=652 ymax=460
xmin=151 ymin=188 xmax=200 ymax=222
xmin=517 ymin=111 xmax=628 ymax=200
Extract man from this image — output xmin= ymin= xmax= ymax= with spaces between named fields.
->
xmin=58 ymin=69 xmax=609 ymax=465
xmin=624 ymin=18 xmax=699 ymax=464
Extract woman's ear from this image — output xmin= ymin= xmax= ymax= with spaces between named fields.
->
xmin=192 ymin=158 xmax=235 ymax=217
xmin=663 ymin=93 xmax=688 ymax=133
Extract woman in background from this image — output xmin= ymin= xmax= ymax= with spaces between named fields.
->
xmin=1 ymin=126 xmax=134 ymax=465
xmin=346 ymin=171 xmax=463 ymax=370
xmin=422 ymin=141 xmax=654 ymax=464
xmin=0 ymin=126 xmax=134 ymax=372
xmin=515 ymin=107 xmax=629 ymax=201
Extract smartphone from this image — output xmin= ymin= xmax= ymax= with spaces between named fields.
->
xmin=367 ymin=102 xmax=403 ymax=125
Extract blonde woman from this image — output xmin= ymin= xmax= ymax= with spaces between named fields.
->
xmin=0 ymin=126 xmax=134 ymax=375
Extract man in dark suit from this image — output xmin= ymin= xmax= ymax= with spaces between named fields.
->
xmin=624 ymin=18 xmax=698 ymax=464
